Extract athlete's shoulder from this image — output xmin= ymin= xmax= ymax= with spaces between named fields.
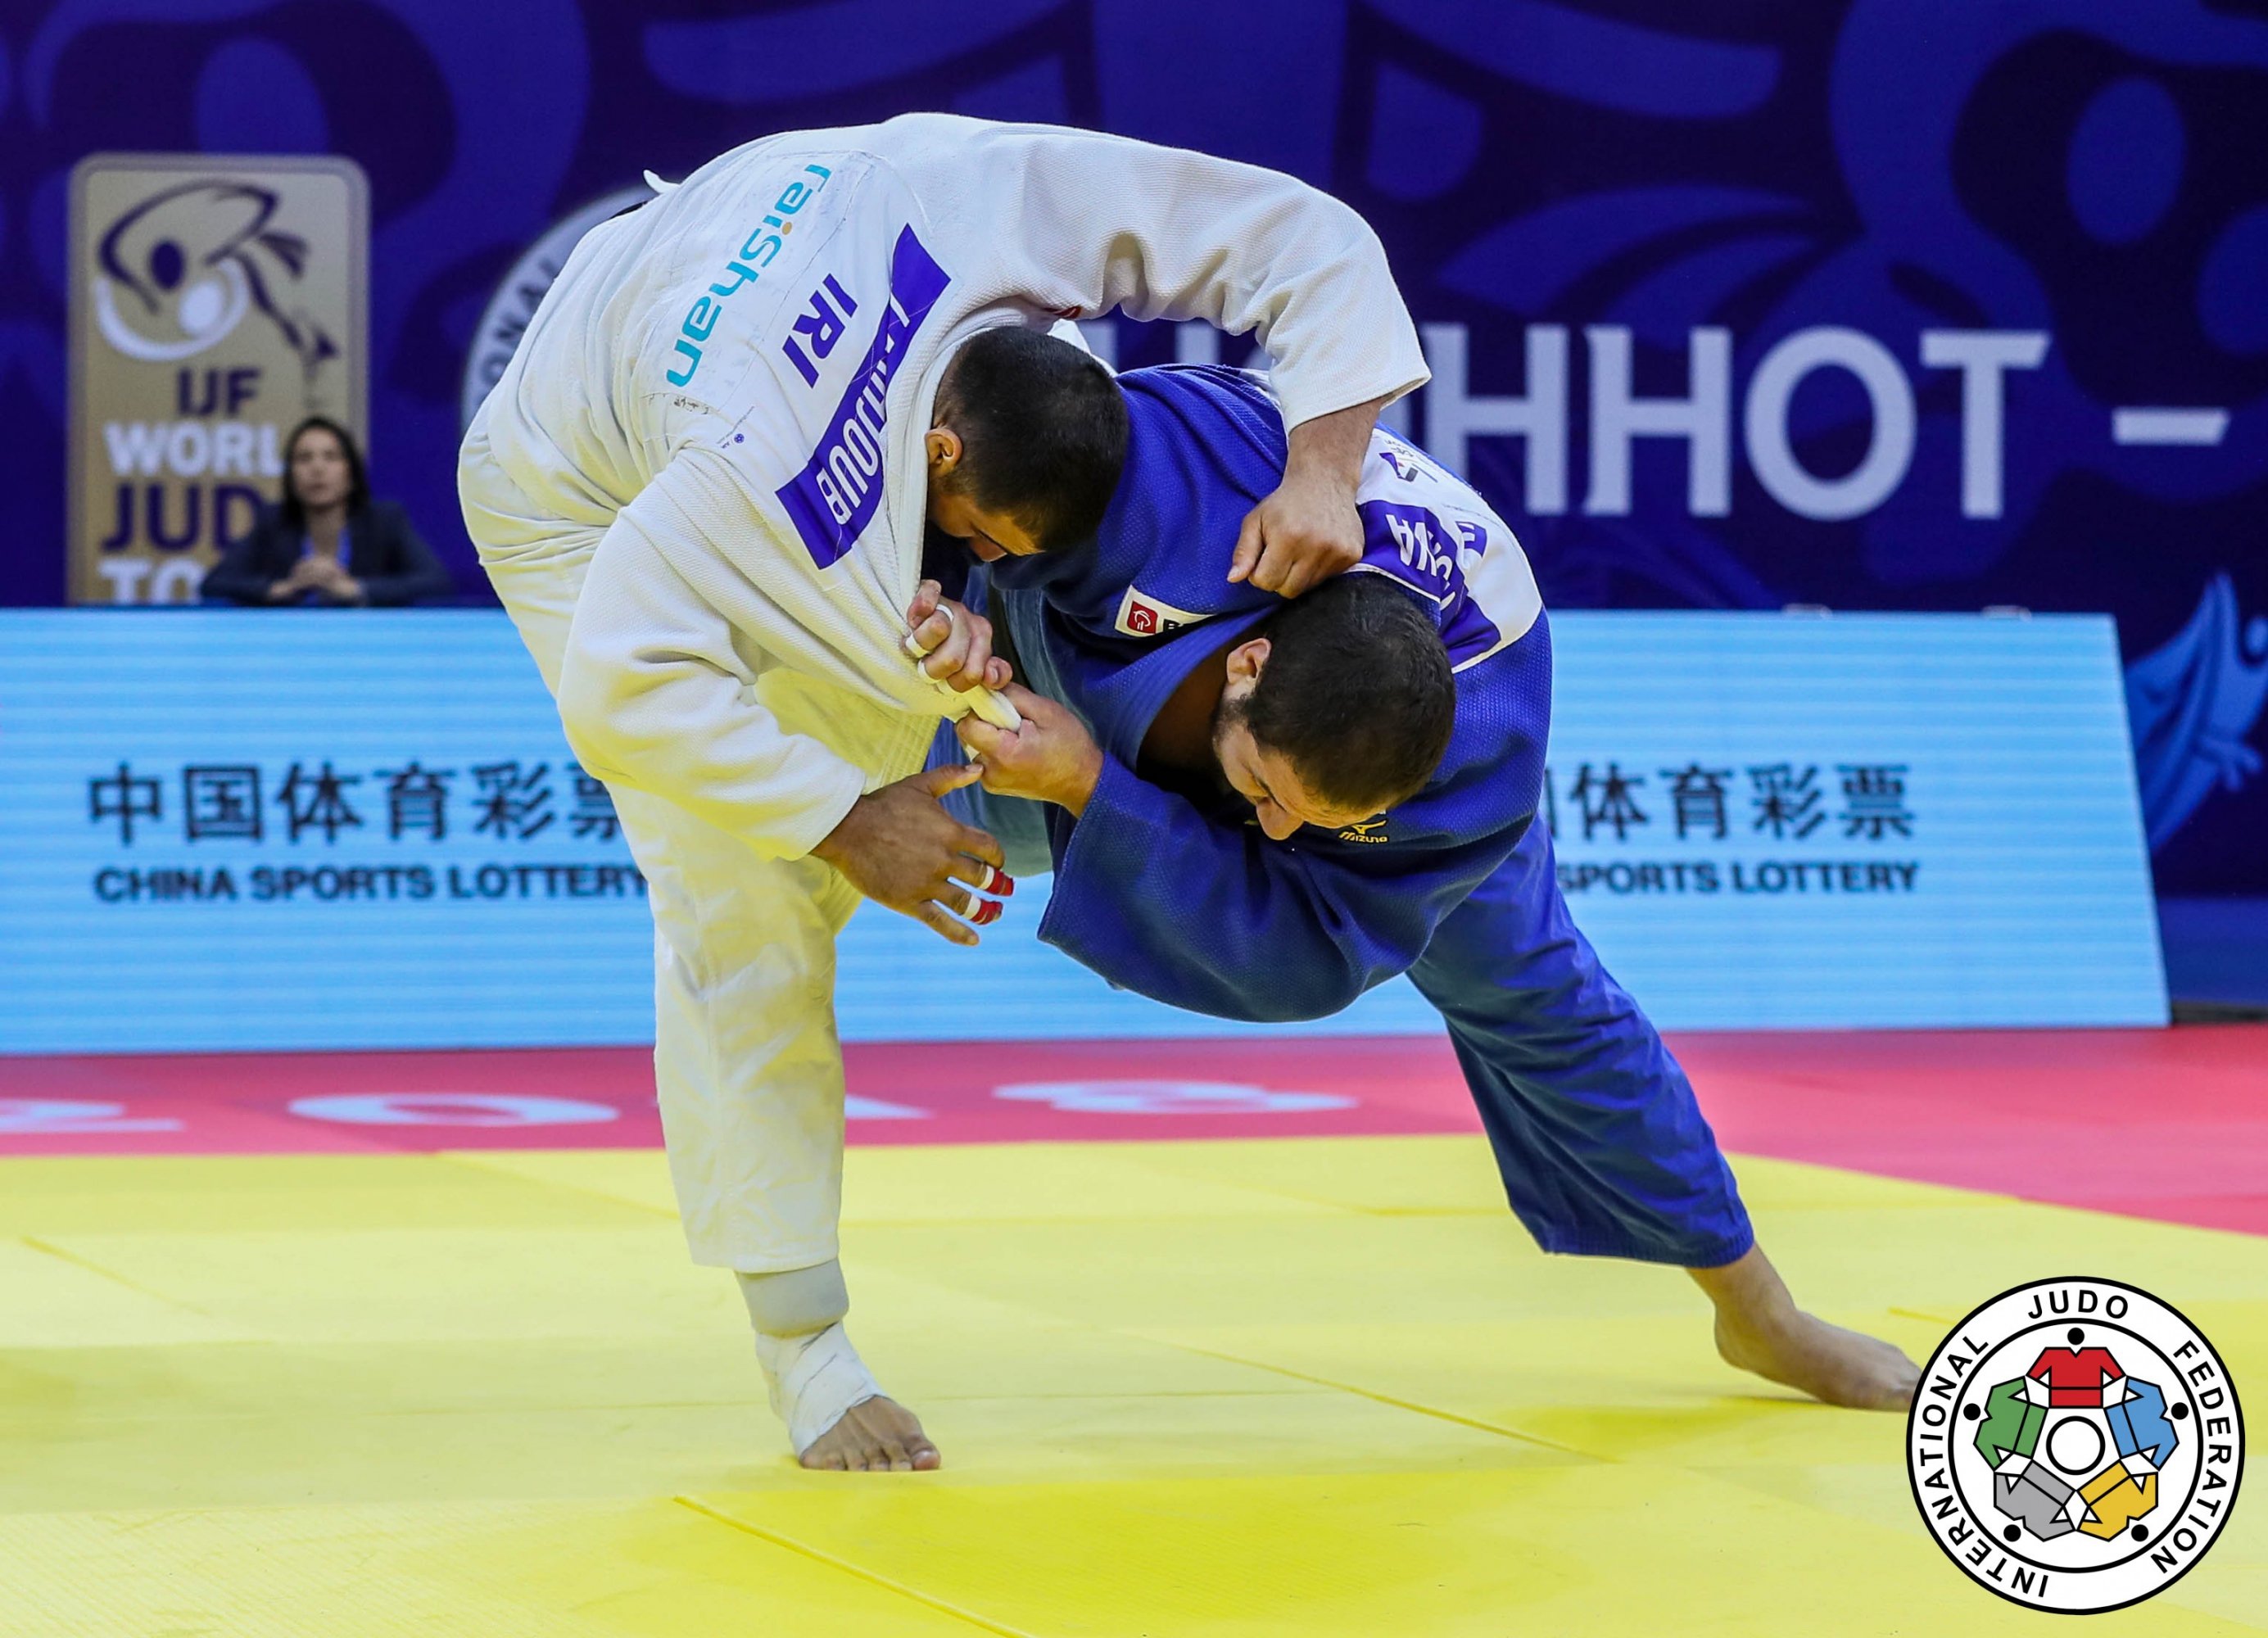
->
xmin=846 ymin=114 xmax=1111 ymax=193
xmin=1119 ymin=362 xmax=1277 ymax=406
xmin=1358 ymin=428 xmax=1503 ymax=519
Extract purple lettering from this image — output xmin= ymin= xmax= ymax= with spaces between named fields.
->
xmin=781 ymin=334 xmax=817 ymax=388
xmin=775 ymin=227 xmax=951 ymax=567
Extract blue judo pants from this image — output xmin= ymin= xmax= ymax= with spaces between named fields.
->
xmin=1406 ymin=821 xmax=1753 ymax=1268
xmin=931 ymin=583 xmax=1754 ymax=1271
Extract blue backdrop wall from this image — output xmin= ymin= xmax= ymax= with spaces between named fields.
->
xmin=0 ymin=0 xmax=2262 ymax=894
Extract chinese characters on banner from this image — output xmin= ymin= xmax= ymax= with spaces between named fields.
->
xmin=85 ymin=758 xmax=639 ymax=903
xmin=1542 ymin=759 xmax=1919 ymax=895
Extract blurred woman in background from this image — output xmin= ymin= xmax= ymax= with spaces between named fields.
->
xmin=202 ymin=416 xmax=453 ymax=606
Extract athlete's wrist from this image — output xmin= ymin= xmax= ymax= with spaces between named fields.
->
xmin=1284 ymin=395 xmax=1385 ymax=491
xmin=809 ymin=794 xmax=869 ymax=865
xmin=1053 ymin=743 xmax=1106 ymax=818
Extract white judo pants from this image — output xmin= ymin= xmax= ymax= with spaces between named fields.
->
xmin=459 ymin=413 xmax=930 ymax=1276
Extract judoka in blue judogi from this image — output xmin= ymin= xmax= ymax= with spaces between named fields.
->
xmin=921 ymin=364 xmax=1919 ymax=1409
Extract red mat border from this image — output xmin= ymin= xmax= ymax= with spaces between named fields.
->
xmin=2 ymin=1028 xmax=2261 ymax=1237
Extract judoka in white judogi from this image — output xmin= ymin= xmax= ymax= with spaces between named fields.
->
xmin=458 ymin=115 xmax=1425 ymax=1466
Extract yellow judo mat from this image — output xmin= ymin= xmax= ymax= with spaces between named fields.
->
xmin=2 ymin=1134 xmax=2259 ymax=1636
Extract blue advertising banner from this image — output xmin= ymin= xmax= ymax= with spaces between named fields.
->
xmin=0 ymin=610 xmax=2162 ymax=1053
xmin=0 ymin=1 xmax=2260 ymax=897
xmin=1543 ymin=612 xmax=2165 ymax=1027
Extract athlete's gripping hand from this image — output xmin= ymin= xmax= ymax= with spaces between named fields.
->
xmin=905 ymin=581 xmax=1012 ymax=693
xmin=1231 ymin=470 xmax=1360 ymax=598
xmin=1229 ymin=394 xmax=1389 ymax=597
xmin=957 ymin=685 xmax=1105 ymax=818
xmin=810 ymin=764 xmax=1013 ymax=946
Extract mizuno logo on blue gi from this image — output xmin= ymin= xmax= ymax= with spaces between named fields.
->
xmin=775 ymin=227 xmax=950 ymax=568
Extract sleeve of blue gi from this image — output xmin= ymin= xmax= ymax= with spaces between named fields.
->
xmin=1036 ymin=755 xmax=1523 ymax=1022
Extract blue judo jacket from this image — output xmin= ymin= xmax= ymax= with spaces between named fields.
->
xmin=985 ymin=365 xmax=1555 ymax=1021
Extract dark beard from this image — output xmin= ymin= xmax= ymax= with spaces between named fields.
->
xmin=1195 ymin=694 xmax=1247 ymax=807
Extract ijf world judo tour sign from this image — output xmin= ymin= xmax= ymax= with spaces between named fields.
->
xmin=69 ymin=154 xmax=368 ymax=605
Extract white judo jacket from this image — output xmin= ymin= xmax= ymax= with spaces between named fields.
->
xmin=518 ymin=114 xmax=1428 ymax=861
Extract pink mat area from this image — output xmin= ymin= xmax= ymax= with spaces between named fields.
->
xmin=1 ymin=1027 xmax=2261 ymax=1237
xmin=0 ymin=1037 xmax=1481 ymax=1158
xmin=1674 ymin=1027 xmax=2268 ymax=1238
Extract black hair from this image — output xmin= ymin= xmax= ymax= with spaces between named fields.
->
xmin=1241 ymin=575 xmax=1456 ymax=814
xmin=278 ymin=414 xmax=370 ymax=528
xmin=935 ymin=327 xmax=1127 ymax=550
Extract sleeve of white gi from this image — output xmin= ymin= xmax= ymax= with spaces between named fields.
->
xmin=555 ymin=459 xmax=867 ymax=861
xmin=931 ymin=123 xmax=1428 ymax=427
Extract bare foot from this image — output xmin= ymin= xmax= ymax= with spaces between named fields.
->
xmin=798 ymin=1396 xmax=942 ymax=1472
xmin=1691 ymin=1246 xmax=1919 ymax=1410
xmin=1713 ymin=1303 xmax=1920 ymax=1409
